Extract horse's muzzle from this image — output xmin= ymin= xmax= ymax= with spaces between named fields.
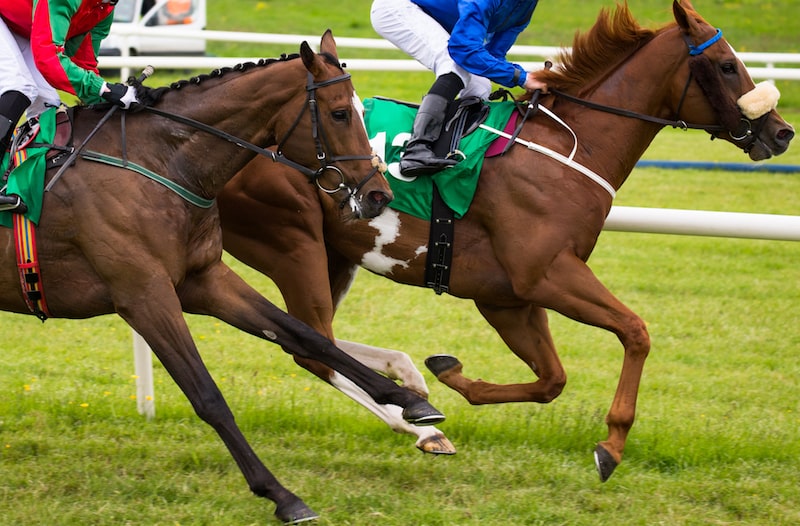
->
xmin=748 ymin=122 xmax=794 ymax=161
xmin=356 ymin=189 xmax=393 ymax=219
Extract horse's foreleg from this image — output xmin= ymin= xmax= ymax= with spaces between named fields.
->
xmin=178 ymin=262 xmax=445 ymax=425
xmin=118 ymin=288 xmax=316 ymax=524
xmin=426 ymin=303 xmax=566 ymax=405
xmin=290 ymin=339 xmax=454 ymax=453
xmin=325 ymin=254 xmax=454 ymax=453
xmin=335 ymin=339 xmax=430 ymax=398
xmin=531 ymin=251 xmax=650 ymax=482
xmin=325 ymin=365 xmax=456 ymax=455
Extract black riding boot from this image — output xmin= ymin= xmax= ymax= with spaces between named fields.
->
xmin=0 ymin=90 xmax=32 ymax=213
xmin=400 ymin=93 xmax=459 ymax=177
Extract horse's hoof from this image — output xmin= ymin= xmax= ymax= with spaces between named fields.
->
xmin=416 ymin=433 xmax=457 ymax=455
xmin=402 ymin=399 xmax=445 ymax=426
xmin=425 ymin=354 xmax=462 ymax=377
xmin=594 ymin=444 xmax=619 ymax=482
xmin=275 ymin=499 xmax=319 ymax=525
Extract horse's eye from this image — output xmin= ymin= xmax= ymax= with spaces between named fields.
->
xmin=720 ymin=62 xmax=737 ymax=75
xmin=332 ymin=110 xmax=349 ymax=122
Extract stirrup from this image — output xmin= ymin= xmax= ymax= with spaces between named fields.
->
xmin=0 ymin=195 xmax=28 ymax=214
xmin=400 ymin=157 xmax=459 ymax=177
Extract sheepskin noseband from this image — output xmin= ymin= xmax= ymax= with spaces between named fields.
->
xmin=737 ymin=81 xmax=780 ymax=119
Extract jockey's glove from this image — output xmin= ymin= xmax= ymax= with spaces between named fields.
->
xmin=101 ymin=82 xmax=140 ymax=109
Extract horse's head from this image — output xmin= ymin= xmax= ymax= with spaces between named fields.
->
xmin=272 ymin=30 xmax=393 ymax=219
xmin=672 ymin=0 xmax=793 ymax=160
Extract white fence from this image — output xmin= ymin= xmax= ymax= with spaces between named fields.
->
xmin=98 ymin=28 xmax=800 ymax=83
xmin=112 ymin=29 xmax=799 ymax=419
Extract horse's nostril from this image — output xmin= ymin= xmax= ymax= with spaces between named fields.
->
xmin=369 ymin=190 xmax=392 ymax=206
xmin=777 ymin=127 xmax=795 ymax=143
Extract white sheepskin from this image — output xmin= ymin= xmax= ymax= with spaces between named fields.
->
xmin=737 ymin=81 xmax=780 ymax=119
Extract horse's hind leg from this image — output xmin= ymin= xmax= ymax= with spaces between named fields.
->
xmin=427 ymin=302 xmax=567 ymax=405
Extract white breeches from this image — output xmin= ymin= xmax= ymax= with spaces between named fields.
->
xmin=370 ymin=0 xmax=492 ymax=99
xmin=0 ymin=18 xmax=61 ymax=117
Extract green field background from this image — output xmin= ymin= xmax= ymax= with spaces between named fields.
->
xmin=1 ymin=2 xmax=799 ymax=525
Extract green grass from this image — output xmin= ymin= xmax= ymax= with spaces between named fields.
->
xmin=2 ymin=1 xmax=799 ymax=525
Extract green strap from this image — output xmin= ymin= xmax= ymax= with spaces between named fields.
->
xmin=81 ymin=150 xmax=215 ymax=209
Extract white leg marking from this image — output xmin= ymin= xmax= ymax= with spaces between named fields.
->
xmin=336 ymin=339 xmax=429 ymax=397
xmin=329 ymin=371 xmax=443 ymax=443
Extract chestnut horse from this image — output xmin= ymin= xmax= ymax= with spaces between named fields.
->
xmin=0 ymin=32 xmax=449 ymax=524
xmin=219 ymin=1 xmax=794 ymax=484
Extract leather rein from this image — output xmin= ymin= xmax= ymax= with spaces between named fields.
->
xmin=142 ymin=71 xmax=381 ymax=204
xmin=543 ymin=28 xmax=763 ymax=152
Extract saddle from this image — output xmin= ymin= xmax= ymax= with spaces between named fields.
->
xmin=436 ymin=96 xmax=491 ymax=160
xmin=369 ymin=96 xmax=491 ymax=295
xmin=0 ymin=108 xmax=73 ymax=321
xmin=0 ymin=107 xmax=74 ymax=219
xmin=39 ymin=107 xmax=75 ymax=170
xmin=377 ymin=95 xmax=490 ymax=162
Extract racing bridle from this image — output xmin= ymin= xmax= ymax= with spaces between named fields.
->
xmin=547 ymin=27 xmax=775 ymax=154
xmin=143 ymin=68 xmax=383 ymax=211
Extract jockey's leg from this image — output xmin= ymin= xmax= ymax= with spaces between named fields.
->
xmin=0 ymin=90 xmax=31 ymax=212
xmin=400 ymin=72 xmax=464 ymax=177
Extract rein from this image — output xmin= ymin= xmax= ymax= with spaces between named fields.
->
xmin=547 ymin=88 xmax=725 ymax=133
xmin=483 ymin=27 xmax=749 ymax=199
xmin=47 ymin=69 xmax=381 ymax=208
xmin=142 ymin=70 xmax=381 ymax=206
xmin=547 ymin=27 xmax=755 ymax=142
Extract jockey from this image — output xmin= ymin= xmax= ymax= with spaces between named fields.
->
xmin=0 ymin=0 xmax=138 ymax=211
xmin=371 ymin=0 xmax=548 ymax=177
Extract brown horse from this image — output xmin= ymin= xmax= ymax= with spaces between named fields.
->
xmin=0 ymin=32 xmax=449 ymax=524
xmin=219 ymin=1 xmax=794 ymax=483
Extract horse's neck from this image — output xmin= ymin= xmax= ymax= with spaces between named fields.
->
xmin=156 ymin=68 xmax=300 ymax=194
xmin=568 ymin=29 xmax=688 ymax=190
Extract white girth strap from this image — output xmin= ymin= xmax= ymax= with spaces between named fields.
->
xmin=479 ymin=105 xmax=617 ymax=199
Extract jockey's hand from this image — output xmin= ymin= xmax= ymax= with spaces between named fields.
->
xmin=523 ymin=72 xmax=548 ymax=94
xmin=101 ymin=82 xmax=139 ymax=109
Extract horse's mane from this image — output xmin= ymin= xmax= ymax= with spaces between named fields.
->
xmin=537 ymin=3 xmax=661 ymax=94
xmin=136 ymin=51 xmax=342 ymax=106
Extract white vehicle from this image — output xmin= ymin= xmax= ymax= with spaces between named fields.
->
xmin=100 ymin=0 xmax=206 ymax=56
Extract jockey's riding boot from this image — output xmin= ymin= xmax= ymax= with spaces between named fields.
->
xmin=400 ymin=93 xmax=458 ymax=177
xmin=0 ymin=91 xmax=32 ymax=213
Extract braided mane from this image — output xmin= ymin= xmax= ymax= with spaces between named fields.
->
xmin=137 ymin=51 xmax=342 ymax=106
xmin=537 ymin=4 xmax=661 ymax=94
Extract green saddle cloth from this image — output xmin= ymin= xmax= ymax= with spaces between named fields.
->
xmin=364 ymin=97 xmax=515 ymax=220
xmin=0 ymin=108 xmax=57 ymax=228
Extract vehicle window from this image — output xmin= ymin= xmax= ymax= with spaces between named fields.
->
xmin=112 ymin=0 xmax=137 ymax=23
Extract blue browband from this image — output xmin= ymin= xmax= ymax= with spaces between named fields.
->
xmin=688 ymin=28 xmax=723 ymax=55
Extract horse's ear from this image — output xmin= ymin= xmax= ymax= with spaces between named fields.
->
xmin=300 ymin=40 xmax=317 ymax=73
xmin=673 ymin=0 xmax=700 ymax=34
xmin=319 ymin=29 xmax=339 ymax=61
